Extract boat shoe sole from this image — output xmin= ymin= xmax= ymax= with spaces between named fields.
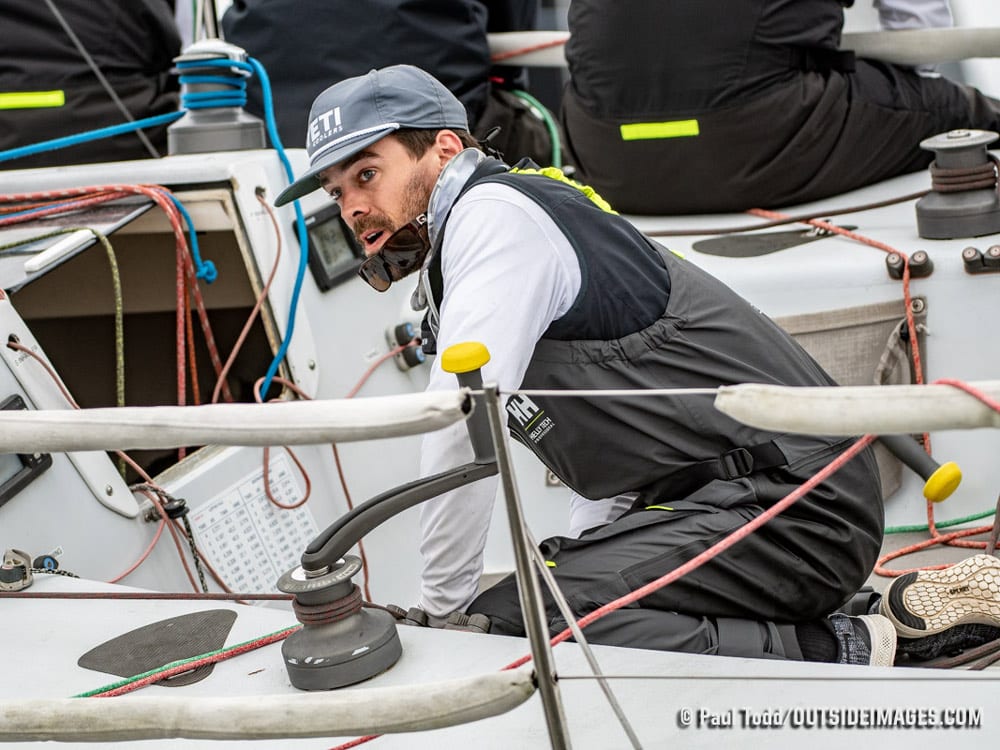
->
xmin=881 ymin=554 xmax=1000 ymax=639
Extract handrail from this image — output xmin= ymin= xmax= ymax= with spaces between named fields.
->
xmin=0 ymin=391 xmax=471 ymax=452
xmin=714 ymin=380 xmax=1000 ymax=435
xmin=0 ymin=668 xmax=535 ymax=741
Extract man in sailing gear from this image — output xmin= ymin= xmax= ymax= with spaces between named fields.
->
xmin=275 ymin=65 xmax=999 ymax=665
xmin=560 ymin=0 xmax=1000 ymax=214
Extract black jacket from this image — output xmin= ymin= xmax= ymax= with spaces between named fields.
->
xmin=0 ymin=0 xmax=181 ymax=168
xmin=222 ymin=0 xmax=536 ymax=146
xmin=566 ymin=0 xmax=848 ymax=117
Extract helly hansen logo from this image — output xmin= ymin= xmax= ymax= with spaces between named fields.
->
xmin=506 ymin=395 xmax=555 ymax=444
xmin=308 ymin=106 xmax=343 ymax=150
xmin=507 ymin=394 xmax=540 ymax=427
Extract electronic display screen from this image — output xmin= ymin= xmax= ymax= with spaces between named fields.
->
xmin=0 ymin=394 xmax=52 ymax=509
xmin=0 ymin=452 xmax=21 ymax=487
xmin=298 ymin=204 xmax=364 ymax=291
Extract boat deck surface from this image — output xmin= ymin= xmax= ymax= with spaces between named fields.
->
xmin=4 ymin=554 xmax=998 ymax=750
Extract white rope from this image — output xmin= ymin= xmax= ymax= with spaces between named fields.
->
xmin=0 ymin=667 xmax=535 ymax=741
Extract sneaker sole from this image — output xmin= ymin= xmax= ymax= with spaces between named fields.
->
xmin=857 ymin=614 xmax=897 ymax=667
xmin=881 ymin=554 xmax=1000 ymax=639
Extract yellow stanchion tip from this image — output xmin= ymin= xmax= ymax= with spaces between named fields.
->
xmin=923 ymin=461 xmax=962 ymax=503
xmin=441 ymin=341 xmax=491 ymax=374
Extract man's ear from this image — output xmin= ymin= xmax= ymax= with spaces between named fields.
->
xmin=433 ymin=130 xmax=465 ymax=165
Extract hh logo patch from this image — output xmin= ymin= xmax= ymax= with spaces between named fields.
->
xmin=506 ymin=394 xmax=554 ymax=444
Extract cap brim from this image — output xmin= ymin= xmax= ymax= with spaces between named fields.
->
xmin=273 ymin=126 xmax=398 ymax=207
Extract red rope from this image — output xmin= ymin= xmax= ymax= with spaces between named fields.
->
xmin=1 ymin=184 xmax=234 ymax=408
xmin=490 ymin=36 xmax=568 ymax=64
xmin=89 ymin=627 xmax=299 ymax=697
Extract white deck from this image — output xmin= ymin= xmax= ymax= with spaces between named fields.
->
xmin=3 ymin=575 xmax=998 ymax=749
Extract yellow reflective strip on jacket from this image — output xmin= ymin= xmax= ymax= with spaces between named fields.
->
xmin=0 ymin=91 xmax=66 ymax=110
xmin=644 ymin=505 xmax=674 ymax=511
xmin=510 ymin=165 xmax=618 ymax=215
xmin=620 ymin=120 xmax=700 ymax=141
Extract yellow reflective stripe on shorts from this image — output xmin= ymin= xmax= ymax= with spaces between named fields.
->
xmin=0 ymin=91 xmax=66 ymax=110
xmin=620 ymin=120 xmax=699 ymax=141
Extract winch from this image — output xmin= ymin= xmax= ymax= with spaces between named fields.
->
xmin=277 ymin=343 xmax=497 ymax=690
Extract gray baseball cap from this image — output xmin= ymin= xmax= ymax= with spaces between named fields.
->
xmin=274 ymin=65 xmax=470 ymax=206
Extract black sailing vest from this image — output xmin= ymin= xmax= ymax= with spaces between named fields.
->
xmin=427 ymin=163 xmax=861 ymax=505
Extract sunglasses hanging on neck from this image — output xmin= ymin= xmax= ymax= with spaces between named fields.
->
xmin=357 ymin=213 xmax=430 ymax=292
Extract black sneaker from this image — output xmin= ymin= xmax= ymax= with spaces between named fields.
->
xmin=830 ymin=613 xmax=897 ymax=666
xmin=881 ymin=554 xmax=1000 ymax=638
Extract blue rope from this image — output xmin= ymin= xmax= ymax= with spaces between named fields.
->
xmin=246 ymin=56 xmax=310 ymax=400
xmin=165 ymin=193 xmax=216 ymax=282
xmin=0 ymin=111 xmax=184 ymax=164
xmin=176 ymin=58 xmax=252 ymax=110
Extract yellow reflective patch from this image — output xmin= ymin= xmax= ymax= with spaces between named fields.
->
xmin=644 ymin=505 xmax=674 ymax=512
xmin=510 ymin=166 xmax=618 ymax=214
xmin=545 ymin=560 xmax=557 ymax=568
xmin=620 ymin=120 xmax=699 ymax=141
xmin=0 ymin=91 xmax=66 ymax=110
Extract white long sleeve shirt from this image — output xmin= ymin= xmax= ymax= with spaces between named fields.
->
xmin=416 ymin=180 xmax=585 ymax=618
xmin=873 ymin=0 xmax=952 ymax=30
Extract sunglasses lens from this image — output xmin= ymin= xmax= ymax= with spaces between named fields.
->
xmin=357 ymin=215 xmax=429 ymax=291
xmin=358 ymin=257 xmax=392 ymax=292
xmin=381 ymin=221 xmax=429 ymax=276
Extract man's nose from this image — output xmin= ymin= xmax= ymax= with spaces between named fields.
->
xmin=339 ymin=191 xmax=368 ymax=221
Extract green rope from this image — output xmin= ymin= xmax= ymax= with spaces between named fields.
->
xmin=510 ymin=88 xmax=562 ymax=168
xmin=885 ymin=507 xmax=996 ymax=534
xmin=73 ymin=624 xmax=300 ymax=697
xmin=0 ymin=228 xmax=74 ymax=254
xmin=0 ymin=227 xmax=126 ymax=473
xmin=89 ymin=229 xmax=126 ymax=412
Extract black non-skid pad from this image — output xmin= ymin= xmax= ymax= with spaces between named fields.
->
xmin=77 ymin=609 xmax=237 ymax=687
xmin=692 ymin=226 xmax=856 ymax=258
